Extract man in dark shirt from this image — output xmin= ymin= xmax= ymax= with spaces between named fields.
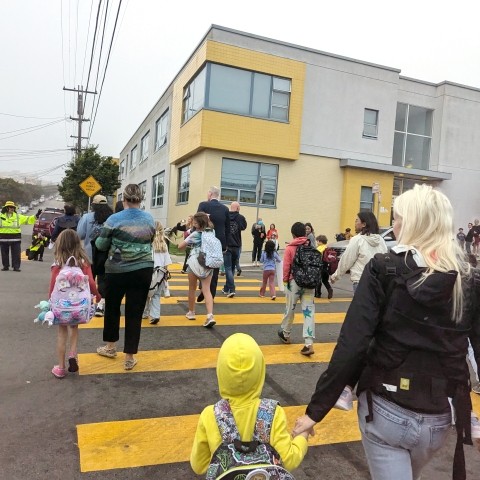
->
xmin=197 ymin=186 xmax=230 ymax=301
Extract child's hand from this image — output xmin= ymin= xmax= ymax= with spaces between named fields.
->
xmin=292 ymin=415 xmax=316 ymax=437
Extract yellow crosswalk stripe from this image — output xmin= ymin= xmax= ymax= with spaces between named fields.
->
xmin=168 ymin=277 xmax=260 ymax=283
xmin=76 ymin=393 xmax=480 ymax=473
xmin=167 ymin=296 xmax=350 ymax=304
xmin=81 ymin=312 xmax=345 ymax=329
xmin=78 ymin=343 xmax=336 ymax=375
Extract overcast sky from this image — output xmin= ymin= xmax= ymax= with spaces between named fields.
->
xmin=1 ymin=0 xmax=479 ymax=184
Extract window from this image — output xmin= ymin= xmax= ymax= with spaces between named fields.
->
xmin=119 ymin=160 xmax=125 ymax=180
xmin=138 ymin=181 xmax=147 ymax=210
xmin=220 ymin=158 xmax=279 ymax=206
xmin=182 ymin=63 xmax=291 ymax=123
xmin=140 ymin=132 xmax=149 ymax=163
xmin=177 ymin=164 xmax=190 ymax=203
xmin=130 ymin=146 xmax=138 ymax=171
xmin=392 ymin=103 xmax=433 ymax=169
xmin=155 ymin=110 xmax=169 ymax=150
xmin=363 ymin=108 xmax=378 ymax=138
xmin=360 ymin=186 xmax=373 ymax=212
xmin=152 ymin=171 xmax=165 ymax=207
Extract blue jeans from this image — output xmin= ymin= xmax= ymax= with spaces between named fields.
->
xmin=223 ymin=247 xmax=239 ymax=293
xmin=357 ymin=391 xmax=452 ymax=480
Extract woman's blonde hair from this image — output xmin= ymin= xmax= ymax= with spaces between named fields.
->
xmin=123 ymin=184 xmax=143 ymax=203
xmin=54 ymin=229 xmax=90 ymax=267
xmin=393 ymin=184 xmax=469 ymax=321
xmin=152 ymin=221 xmax=168 ymax=253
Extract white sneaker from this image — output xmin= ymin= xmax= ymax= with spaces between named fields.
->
xmin=185 ymin=311 xmax=196 ymax=320
xmin=203 ymin=314 xmax=216 ymax=328
xmin=334 ymin=386 xmax=353 ymax=411
xmin=94 ymin=305 xmax=104 ymax=317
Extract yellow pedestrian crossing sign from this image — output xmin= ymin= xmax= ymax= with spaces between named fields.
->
xmin=79 ymin=175 xmax=102 ymax=197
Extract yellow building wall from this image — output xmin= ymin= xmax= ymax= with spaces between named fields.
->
xmin=169 ymin=40 xmax=305 ymax=164
xmin=340 ymin=169 xmax=394 ymax=230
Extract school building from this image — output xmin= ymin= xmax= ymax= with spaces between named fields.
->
xmin=117 ymin=25 xmax=480 ymax=242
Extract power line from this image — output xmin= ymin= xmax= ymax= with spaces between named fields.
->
xmin=0 ymin=112 xmax=64 ymax=120
xmin=0 ymin=118 xmax=68 ymax=136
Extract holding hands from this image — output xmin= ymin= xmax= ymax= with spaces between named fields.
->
xmin=292 ymin=414 xmax=316 ymax=438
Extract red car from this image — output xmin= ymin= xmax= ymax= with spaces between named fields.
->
xmin=32 ymin=208 xmax=63 ymax=240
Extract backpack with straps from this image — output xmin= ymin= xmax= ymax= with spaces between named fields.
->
xmin=198 ymin=229 xmax=224 ymax=269
xmin=322 ymin=247 xmax=338 ymax=275
xmin=291 ymin=242 xmax=322 ymax=289
xmin=206 ymin=398 xmax=296 ymax=480
xmin=49 ymin=256 xmax=94 ymax=325
xmin=148 ymin=266 xmax=171 ymax=298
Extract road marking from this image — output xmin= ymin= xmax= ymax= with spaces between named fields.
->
xmin=170 ymin=296 xmax=351 ymax=304
xmin=77 ymin=404 xmax=360 ymax=472
xmin=78 ymin=343 xmax=336 ymax=375
xmin=168 ymin=277 xmax=261 ymax=283
xmin=81 ymin=312 xmax=345 ymax=329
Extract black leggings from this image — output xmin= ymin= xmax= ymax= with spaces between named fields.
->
xmin=252 ymin=239 xmax=264 ymax=262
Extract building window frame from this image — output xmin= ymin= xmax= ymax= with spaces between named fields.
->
xmin=119 ymin=159 xmax=125 ymax=180
xmin=130 ymin=145 xmax=138 ymax=171
xmin=363 ymin=108 xmax=379 ymax=138
xmin=360 ymin=186 xmax=374 ymax=212
xmin=140 ymin=132 xmax=149 ymax=163
xmin=151 ymin=171 xmax=165 ymax=207
xmin=155 ymin=110 xmax=169 ymax=151
xmin=138 ymin=180 xmax=147 ymax=210
xmin=177 ymin=164 xmax=190 ymax=204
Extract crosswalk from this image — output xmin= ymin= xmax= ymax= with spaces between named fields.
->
xmin=74 ymin=264 xmax=480 ymax=477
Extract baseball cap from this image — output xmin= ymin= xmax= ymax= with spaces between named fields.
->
xmin=92 ymin=195 xmax=107 ymax=204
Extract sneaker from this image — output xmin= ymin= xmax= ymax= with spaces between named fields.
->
xmin=124 ymin=358 xmax=137 ymax=370
xmin=227 ymin=291 xmax=235 ymax=298
xmin=149 ymin=318 xmax=159 ymax=325
xmin=51 ymin=365 xmax=66 ymax=378
xmin=95 ymin=305 xmax=105 ymax=317
xmin=142 ymin=313 xmax=149 ymax=319
xmin=221 ymin=289 xmax=229 ymax=295
xmin=180 ymin=270 xmax=187 ymax=274
xmin=185 ymin=311 xmax=196 ymax=320
xmin=1 ymin=267 xmax=9 ymax=271
xmin=96 ymin=345 xmax=117 ymax=358
xmin=300 ymin=344 xmax=315 ymax=356
xmin=277 ymin=329 xmax=291 ymax=344
xmin=236 ymin=269 xmax=242 ymax=276
xmin=271 ymin=296 xmax=276 ymax=300
xmin=68 ymin=355 xmax=79 ymax=373
xmin=203 ymin=314 xmax=216 ymax=328
xmin=334 ymin=386 xmax=354 ymax=411
xmin=259 ymin=294 xmax=265 ymax=298
xmin=13 ymin=269 xmax=21 ymax=272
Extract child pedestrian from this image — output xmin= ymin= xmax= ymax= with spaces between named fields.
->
xmin=278 ymin=222 xmax=316 ymax=356
xmin=143 ymin=221 xmax=172 ymax=325
xmin=190 ymin=333 xmax=310 ymax=477
xmin=315 ymin=235 xmax=334 ymax=299
xmin=259 ymin=240 xmax=281 ymax=300
xmin=178 ymin=212 xmax=216 ymax=328
xmin=49 ymin=230 xmax=100 ymax=378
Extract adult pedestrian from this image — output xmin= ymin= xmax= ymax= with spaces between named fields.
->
xmin=0 ymin=200 xmax=42 ymax=272
xmin=95 ymin=184 xmax=155 ymax=371
xmin=197 ymin=186 xmax=230 ymax=302
xmin=50 ymin=204 xmax=80 ymax=243
xmin=465 ymin=222 xmax=474 ymax=254
xmin=472 ymin=219 xmax=480 ymax=256
xmin=305 ymin=222 xmax=317 ymax=248
xmin=330 ymin=211 xmax=387 ymax=293
xmin=293 ymin=184 xmax=480 ymax=480
xmin=457 ymin=227 xmax=466 ymax=250
xmin=76 ymin=194 xmax=114 ymax=316
xmin=251 ymin=218 xmax=266 ymax=266
xmin=222 ymin=201 xmax=247 ymax=297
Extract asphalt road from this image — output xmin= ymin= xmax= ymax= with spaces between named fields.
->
xmin=1 ymin=221 xmax=479 ymax=479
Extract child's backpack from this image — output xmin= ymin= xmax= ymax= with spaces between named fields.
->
xmin=291 ymin=242 xmax=322 ymax=289
xmin=198 ymin=229 xmax=224 ymax=269
xmin=148 ymin=266 xmax=171 ymax=298
xmin=49 ymin=256 xmax=94 ymax=325
xmin=322 ymin=247 xmax=339 ymax=275
xmin=206 ymin=398 xmax=296 ymax=480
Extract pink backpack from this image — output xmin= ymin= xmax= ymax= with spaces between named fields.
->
xmin=49 ymin=256 xmax=94 ymax=325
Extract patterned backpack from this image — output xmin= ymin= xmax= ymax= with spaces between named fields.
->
xmin=291 ymin=242 xmax=322 ymax=289
xmin=198 ymin=229 xmax=224 ymax=269
xmin=206 ymin=398 xmax=296 ymax=480
xmin=49 ymin=256 xmax=94 ymax=325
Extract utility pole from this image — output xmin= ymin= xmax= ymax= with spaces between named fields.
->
xmin=63 ymin=85 xmax=97 ymax=157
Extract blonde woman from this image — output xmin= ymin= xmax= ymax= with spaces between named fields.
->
xmin=143 ymin=221 xmax=172 ymax=325
xmin=178 ymin=212 xmax=216 ymax=328
xmin=294 ymin=184 xmax=480 ymax=478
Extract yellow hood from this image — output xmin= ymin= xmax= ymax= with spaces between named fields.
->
xmin=216 ymin=333 xmax=265 ymax=405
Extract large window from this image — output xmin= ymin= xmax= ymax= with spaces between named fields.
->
xmin=360 ymin=186 xmax=373 ymax=212
xmin=130 ymin=146 xmax=138 ymax=171
xmin=183 ymin=63 xmax=291 ymax=123
xmin=140 ymin=132 xmax=149 ymax=163
xmin=177 ymin=164 xmax=190 ymax=204
xmin=220 ymin=158 xmax=279 ymax=206
xmin=393 ymin=103 xmax=433 ymax=170
xmin=155 ymin=110 xmax=169 ymax=150
xmin=152 ymin=171 xmax=165 ymax=207
xmin=363 ymin=108 xmax=378 ymax=138
xmin=138 ymin=180 xmax=147 ymax=210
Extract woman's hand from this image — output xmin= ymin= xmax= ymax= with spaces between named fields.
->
xmin=292 ymin=415 xmax=316 ymax=437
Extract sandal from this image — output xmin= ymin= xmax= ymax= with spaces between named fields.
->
xmin=51 ymin=365 xmax=67 ymax=378
xmin=124 ymin=358 xmax=137 ymax=370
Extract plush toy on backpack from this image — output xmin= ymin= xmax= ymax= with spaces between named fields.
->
xmin=33 ymin=300 xmax=55 ymax=326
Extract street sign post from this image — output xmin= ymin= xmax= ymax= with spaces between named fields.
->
xmin=79 ymin=175 xmax=102 ymax=211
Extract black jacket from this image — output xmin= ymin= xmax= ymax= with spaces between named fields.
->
xmin=51 ymin=214 xmax=80 ymax=242
xmin=306 ymin=248 xmax=480 ymax=423
xmin=228 ymin=211 xmax=247 ymax=248
xmin=197 ymin=199 xmax=230 ymax=250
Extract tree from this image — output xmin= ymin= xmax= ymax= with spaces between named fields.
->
xmin=58 ymin=146 xmax=121 ymax=211
xmin=0 ymin=178 xmax=43 ymax=206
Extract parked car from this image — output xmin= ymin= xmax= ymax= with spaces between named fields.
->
xmin=329 ymin=227 xmax=397 ymax=259
xmin=32 ymin=208 xmax=64 ymax=239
